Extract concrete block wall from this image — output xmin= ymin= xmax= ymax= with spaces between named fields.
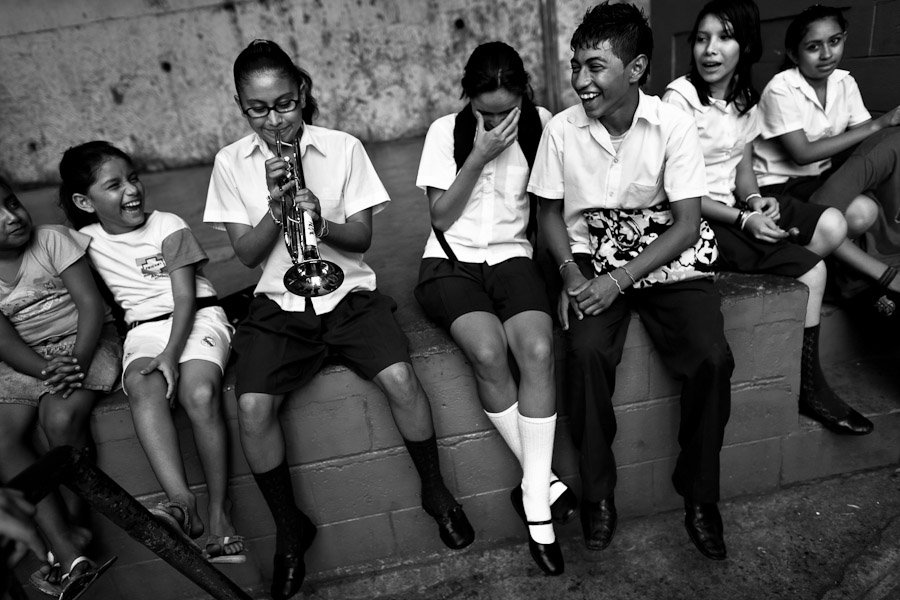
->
xmin=61 ymin=269 xmax=900 ymax=600
xmin=0 ymin=0 xmax=648 ymax=187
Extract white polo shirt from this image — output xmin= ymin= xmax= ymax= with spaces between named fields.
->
xmin=204 ymin=126 xmax=389 ymax=314
xmin=664 ymin=75 xmax=760 ymax=207
xmin=416 ymin=107 xmax=552 ymax=264
xmin=527 ymin=91 xmax=708 ymax=254
xmin=753 ymin=68 xmax=871 ymax=186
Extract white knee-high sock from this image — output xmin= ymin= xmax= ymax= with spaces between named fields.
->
xmin=519 ymin=413 xmax=556 ymax=544
xmin=487 ymin=403 xmax=569 ymax=505
xmin=485 ymin=403 xmax=524 ymax=464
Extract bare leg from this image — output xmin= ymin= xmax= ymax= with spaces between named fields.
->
xmin=805 ymin=207 xmax=847 ymax=258
xmin=797 ymin=262 xmax=826 ymax=328
xmin=503 ymin=311 xmax=555 ymax=418
xmin=125 ymin=359 xmax=203 ymax=538
xmin=178 ymin=360 xmax=237 ymax=552
xmin=373 ymin=363 xmax=435 ymax=442
xmin=831 ymin=196 xmax=900 ymax=291
xmin=448 ymin=311 xmax=517 ymax=414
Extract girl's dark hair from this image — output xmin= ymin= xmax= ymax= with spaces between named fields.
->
xmin=58 ymin=141 xmax=132 ymax=229
xmin=233 ymin=39 xmax=319 ymax=125
xmin=0 ymin=175 xmax=12 ymax=195
xmin=687 ymin=0 xmax=762 ymax=115
xmin=780 ymin=5 xmax=848 ymax=70
xmin=453 ymin=41 xmax=541 ymax=171
xmin=570 ymin=1 xmax=653 ymax=85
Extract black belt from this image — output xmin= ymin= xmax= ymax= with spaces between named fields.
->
xmin=129 ymin=296 xmax=220 ymax=330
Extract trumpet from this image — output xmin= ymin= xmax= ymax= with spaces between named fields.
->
xmin=274 ymin=130 xmax=344 ymax=297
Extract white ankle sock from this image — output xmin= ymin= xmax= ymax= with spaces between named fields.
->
xmin=485 ymin=403 xmax=524 ymax=465
xmin=519 ymin=413 xmax=556 ymax=544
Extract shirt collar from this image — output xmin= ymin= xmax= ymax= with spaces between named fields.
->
xmin=567 ymin=89 xmax=661 ymax=129
xmin=242 ymin=125 xmax=327 ymax=160
xmin=784 ymin=67 xmax=850 ymax=108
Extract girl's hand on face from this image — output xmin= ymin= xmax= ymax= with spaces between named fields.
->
xmin=472 ymin=107 xmax=521 ymax=165
xmin=744 ymin=213 xmax=789 ymax=244
xmin=572 ymin=275 xmax=619 ymax=316
xmin=748 ymin=196 xmax=781 ymax=221
xmin=265 ymin=157 xmax=290 ymax=199
xmin=140 ymin=351 xmax=179 ymax=400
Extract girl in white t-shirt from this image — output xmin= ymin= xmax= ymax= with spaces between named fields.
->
xmin=415 ymin=42 xmax=569 ymax=576
xmin=753 ymin=5 xmax=900 ymax=311
xmin=0 ymin=176 xmax=120 ymax=595
xmin=58 ymin=142 xmax=244 ymax=564
xmin=664 ymin=0 xmax=871 ymax=436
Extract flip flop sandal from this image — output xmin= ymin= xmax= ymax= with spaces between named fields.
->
xmin=59 ymin=556 xmax=117 ymax=600
xmin=203 ymin=534 xmax=248 ymax=564
xmin=29 ymin=551 xmax=63 ymax=597
xmin=148 ymin=500 xmax=200 ymax=551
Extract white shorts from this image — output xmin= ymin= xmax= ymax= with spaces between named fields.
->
xmin=122 ymin=306 xmax=233 ymax=391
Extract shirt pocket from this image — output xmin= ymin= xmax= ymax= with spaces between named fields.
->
xmin=315 ymin=187 xmax=343 ymax=223
xmin=505 ymin=166 xmax=531 ymax=210
xmin=619 ymin=180 xmax=662 ymax=209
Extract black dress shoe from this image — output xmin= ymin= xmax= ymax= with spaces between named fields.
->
xmin=800 ymin=400 xmax=874 ymax=435
xmin=581 ymin=495 xmax=617 ymax=551
xmin=424 ymin=504 xmax=475 ymax=550
xmin=271 ymin=512 xmax=318 ymax=600
xmin=513 ymin=481 xmax=579 ymax=525
xmin=683 ymin=500 xmax=726 ymax=561
xmin=510 ymin=487 xmax=565 ymax=576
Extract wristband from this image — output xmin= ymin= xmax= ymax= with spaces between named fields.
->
xmin=607 ymin=271 xmax=624 ymax=294
xmin=740 ymin=210 xmax=761 ymax=231
xmin=744 ymin=192 xmax=762 ymax=204
xmin=558 ymin=258 xmax=576 ymax=275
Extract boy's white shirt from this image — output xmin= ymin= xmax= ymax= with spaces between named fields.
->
xmin=663 ymin=75 xmax=760 ymax=207
xmin=527 ymin=90 xmax=708 ymax=254
xmin=752 ymin=67 xmax=870 ymax=186
xmin=416 ymin=106 xmax=552 ymax=264
xmin=204 ymin=125 xmax=389 ymax=314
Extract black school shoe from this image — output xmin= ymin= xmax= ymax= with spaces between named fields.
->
xmin=510 ymin=487 xmax=565 ymax=576
xmin=580 ymin=495 xmax=617 ymax=551
xmin=683 ymin=500 xmax=726 ymax=561
xmin=271 ymin=512 xmax=318 ymax=600
xmin=424 ymin=504 xmax=475 ymax=550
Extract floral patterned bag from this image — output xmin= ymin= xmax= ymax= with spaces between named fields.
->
xmin=584 ymin=202 xmax=718 ymax=288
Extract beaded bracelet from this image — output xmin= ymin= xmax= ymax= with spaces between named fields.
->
xmin=607 ymin=271 xmax=624 ymax=294
xmin=558 ymin=258 xmax=576 ymax=275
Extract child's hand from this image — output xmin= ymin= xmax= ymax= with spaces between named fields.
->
xmin=41 ymin=355 xmax=84 ymax=398
xmin=0 ymin=488 xmax=46 ymax=569
xmin=294 ymin=188 xmax=322 ymax=225
xmin=748 ymin=196 xmax=780 ymax=221
xmin=743 ymin=213 xmax=789 ymax=244
xmin=572 ymin=275 xmax=620 ymax=316
xmin=876 ymin=105 xmax=900 ymax=129
xmin=559 ymin=266 xmax=588 ymax=329
xmin=472 ymin=108 xmax=521 ymax=166
xmin=265 ymin=156 xmax=291 ymax=200
xmin=140 ymin=351 xmax=179 ymax=400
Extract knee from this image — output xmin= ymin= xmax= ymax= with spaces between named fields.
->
xmin=182 ymin=381 xmax=219 ymax=420
xmin=815 ymin=208 xmax=848 ymax=250
xmin=377 ymin=363 xmax=423 ymax=405
xmin=467 ymin=340 xmax=509 ymax=378
xmin=41 ymin=406 xmax=89 ymax=446
xmin=516 ymin=334 xmax=554 ymax=371
xmin=237 ymin=394 xmax=278 ymax=434
xmin=845 ymin=196 xmax=879 ymax=236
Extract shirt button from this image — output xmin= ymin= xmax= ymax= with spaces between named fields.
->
xmin=613 ymin=158 xmax=619 ymax=163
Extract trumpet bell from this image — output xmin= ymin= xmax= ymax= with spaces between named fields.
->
xmin=284 ymin=259 xmax=345 ymax=297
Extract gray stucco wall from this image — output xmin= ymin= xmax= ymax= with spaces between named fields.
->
xmin=0 ymin=0 xmax=649 ymax=185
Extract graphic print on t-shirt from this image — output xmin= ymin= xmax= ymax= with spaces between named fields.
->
xmin=138 ymin=254 xmax=168 ymax=279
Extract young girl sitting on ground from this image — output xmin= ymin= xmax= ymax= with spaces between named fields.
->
xmin=0 ymin=176 xmax=120 ymax=596
xmin=753 ymin=5 xmax=900 ymax=318
xmin=415 ymin=41 xmax=574 ymax=576
xmin=58 ymin=142 xmax=244 ymax=564
xmin=663 ymin=0 xmax=872 ymax=435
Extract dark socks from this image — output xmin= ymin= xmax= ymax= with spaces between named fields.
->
xmin=253 ymin=461 xmax=306 ymax=554
xmin=403 ymin=435 xmax=457 ymax=516
xmin=799 ymin=325 xmax=850 ymax=419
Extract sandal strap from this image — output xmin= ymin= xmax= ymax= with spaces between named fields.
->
xmin=61 ymin=556 xmax=94 ymax=582
xmin=157 ymin=499 xmax=192 ymax=534
xmin=526 ymin=519 xmax=553 ymax=526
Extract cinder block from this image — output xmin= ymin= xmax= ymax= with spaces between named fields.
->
xmin=753 ymin=322 xmax=803 ymax=382
xmin=724 ymin=327 xmax=757 ymax=384
xmin=646 ymin=346 xmax=680 ymax=400
xmin=449 ymin=434 xmax=521 ymax=497
xmin=413 ymin=352 xmax=490 ymax=437
xmin=724 ymin=384 xmax=798 ymax=445
xmin=722 ymin=292 xmax=764 ymax=332
xmin=720 ymin=437 xmax=782 ymax=498
xmin=781 ymin=411 xmax=900 ymax=484
xmin=614 ymin=456 xmax=682 ymax=518
xmin=612 ymin=399 xmax=680 ymax=467
xmin=281 ymin=388 xmax=377 ymax=464
xmin=610 ymin=345 xmax=651 ymax=407
xmin=761 ymin=286 xmax=807 ymax=324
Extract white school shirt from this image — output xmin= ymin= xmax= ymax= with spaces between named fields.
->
xmin=752 ymin=68 xmax=871 ymax=186
xmin=416 ymin=106 xmax=552 ymax=264
xmin=527 ymin=91 xmax=708 ymax=254
xmin=80 ymin=211 xmax=217 ymax=325
xmin=204 ymin=126 xmax=389 ymax=314
xmin=663 ymin=75 xmax=760 ymax=207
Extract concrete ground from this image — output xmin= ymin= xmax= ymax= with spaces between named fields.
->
xmin=15 ymin=137 xmax=900 ymax=600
